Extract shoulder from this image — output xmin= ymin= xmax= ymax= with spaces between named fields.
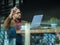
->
xmin=21 ymin=20 xmax=28 ymax=23
xmin=11 ymin=20 xmax=28 ymax=24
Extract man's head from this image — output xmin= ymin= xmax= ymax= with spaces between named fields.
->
xmin=12 ymin=7 xmax=21 ymax=20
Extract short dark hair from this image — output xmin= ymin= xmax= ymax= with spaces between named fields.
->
xmin=15 ymin=5 xmax=19 ymax=9
xmin=15 ymin=5 xmax=22 ymax=11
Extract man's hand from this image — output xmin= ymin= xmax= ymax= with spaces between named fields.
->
xmin=9 ymin=6 xmax=17 ymax=19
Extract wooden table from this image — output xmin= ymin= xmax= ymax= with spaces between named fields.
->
xmin=16 ymin=23 xmax=60 ymax=45
xmin=16 ymin=28 xmax=60 ymax=34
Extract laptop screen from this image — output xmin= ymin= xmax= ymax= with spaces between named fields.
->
xmin=30 ymin=15 xmax=43 ymax=28
xmin=21 ymin=15 xmax=43 ymax=30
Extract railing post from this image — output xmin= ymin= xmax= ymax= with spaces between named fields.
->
xmin=25 ymin=23 xmax=30 ymax=45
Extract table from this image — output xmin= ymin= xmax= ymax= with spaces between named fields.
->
xmin=16 ymin=28 xmax=60 ymax=34
xmin=16 ymin=27 xmax=60 ymax=45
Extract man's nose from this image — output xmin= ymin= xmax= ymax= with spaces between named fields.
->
xmin=19 ymin=14 xmax=21 ymax=16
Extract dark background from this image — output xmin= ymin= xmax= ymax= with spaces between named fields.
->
xmin=23 ymin=0 xmax=60 ymax=21
xmin=0 ymin=0 xmax=60 ymax=21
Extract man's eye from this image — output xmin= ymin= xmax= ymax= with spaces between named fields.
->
xmin=17 ymin=12 xmax=20 ymax=14
xmin=18 ymin=12 xmax=21 ymax=13
xmin=20 ymin=12 xmax=22 ymax=13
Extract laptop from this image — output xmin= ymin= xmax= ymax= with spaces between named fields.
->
xmin=30 ymin=15 xmax=43 ymax=30
xmin=21 ymin=15 xmax=43 ymax=30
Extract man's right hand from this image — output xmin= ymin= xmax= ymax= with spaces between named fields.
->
xmin=9 ymin=6 xmax=17 ymax=19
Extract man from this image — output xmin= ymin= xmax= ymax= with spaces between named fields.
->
xmin=3 ymin=6 xmax=27 ymax=45
xmin=3 ymin=6 xmax=26 ymax=30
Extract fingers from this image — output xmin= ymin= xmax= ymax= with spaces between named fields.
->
xmin=13 ymin=6 xmax=18 ymax=11
xmin=10 ymin=7 xmax=17 ymax=14
xmin=10 ymin=9 xmax=14 ymax=15
xmin=10 ymin=6 xmax=19 ymax=15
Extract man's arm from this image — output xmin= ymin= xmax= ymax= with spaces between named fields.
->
xmin=3 ymin=16 xmax=12 ymax=30
xmin=3 ymin=7 xmax=16 ymax=30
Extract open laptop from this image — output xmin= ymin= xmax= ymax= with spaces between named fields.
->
xmin=30 ymin=15 xmax=43 ymax=30
xmin=21 ymin=15 xmax=43 ymax=30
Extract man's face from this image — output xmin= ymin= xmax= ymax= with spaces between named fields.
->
xmin=13 ymin=9 xmax=21 ymax=19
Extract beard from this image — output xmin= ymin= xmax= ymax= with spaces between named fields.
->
xmin=16 ymin=16 xmax=21 ymax=19
xmin=16 ymin=18 xmax=21 ymax=22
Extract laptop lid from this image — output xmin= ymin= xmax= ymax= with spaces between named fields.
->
xmin=30 ymin=15 xmax=43 ymax=29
